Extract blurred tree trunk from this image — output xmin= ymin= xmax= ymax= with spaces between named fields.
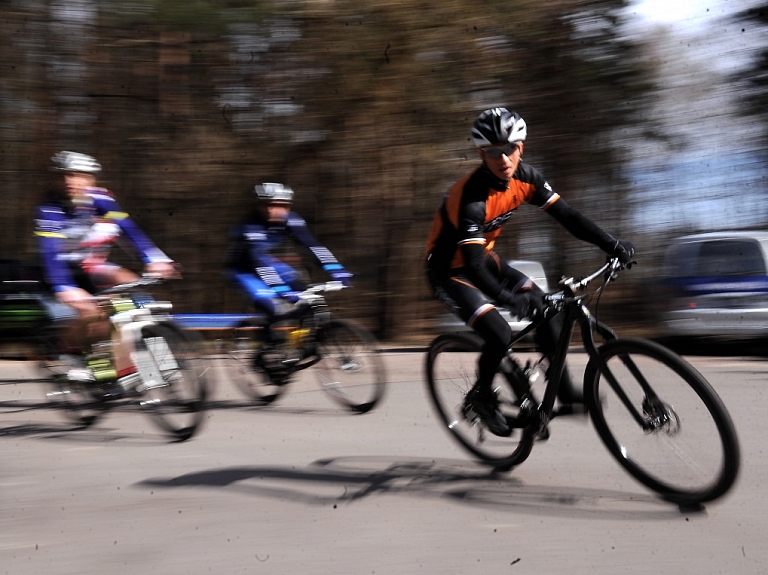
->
xmin=0 ymin=0 xmax=656 ymax=342
xmin=734 ymin=4 xmax=768 ymax=153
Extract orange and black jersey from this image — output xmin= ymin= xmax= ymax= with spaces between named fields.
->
xmin=425 ymin=162 xmax=557 ymax=269
xmin=425 ymin=161 xmax=616 ymax=303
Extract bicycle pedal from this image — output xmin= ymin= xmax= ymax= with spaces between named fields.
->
xmin=99 ymin=386 xmax=130 ymax=401
xmin=464 ymin=404 xmax=513 ymax=437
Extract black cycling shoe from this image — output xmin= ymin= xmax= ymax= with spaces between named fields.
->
xmin=463 ymin=388 xmax=512 ymax=437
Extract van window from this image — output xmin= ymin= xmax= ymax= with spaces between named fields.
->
xmin=664 ymin=242 xmax=700 ymax=277
xmin=693 ymin=240 xmax=766 ymax=277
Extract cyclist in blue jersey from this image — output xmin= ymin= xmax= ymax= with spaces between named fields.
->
xmin=35 ymin=151 xmax=178 ymax=383
xmin=225 ymin=182 xmax=352 ymax=320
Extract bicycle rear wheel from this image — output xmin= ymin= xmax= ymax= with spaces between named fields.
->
xmin=314 ymin=319 xmax=386 ymax=414
xmin=45 ymin=377 xmax=107 ymax=428
xmin=40 ymin=355 xmax=106 ymax=428
xmin=425 ymin=332 xmax=535 ymax=471
xmin=585 ymin=337 xmax=740 ymax=505
xmin=223 ymin=319 xmax=290 ymax=406
xmin=134 ymin=323 xmax=210 ymax=441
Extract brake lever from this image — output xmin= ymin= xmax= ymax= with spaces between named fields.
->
xmin=541 ymin=293 xmax=565 ymax=317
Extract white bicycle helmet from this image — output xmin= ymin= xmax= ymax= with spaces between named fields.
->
xmin=51 ymin=151 xmax=101 ymax=174
xmin=471 ymin=108 xmax=527 ymax=148
xmin=254 ymin=182 xmax=294 ymax=203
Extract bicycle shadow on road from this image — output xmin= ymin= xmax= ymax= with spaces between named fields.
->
xmin=0 ymin=397 xmax=187 ymax=444
xmin=0 ymin=394 xmax=91 ymax=437
xmin=137 ymin=455 xmax=686 ymax=521
xmin=0 ymin=390 xmax=354 ymax=444
xmin=202 ymin=398 xmax=366 ymax=416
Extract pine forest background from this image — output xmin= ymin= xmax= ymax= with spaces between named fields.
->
xmin=2 ymin=0 xmax=767 ymax=343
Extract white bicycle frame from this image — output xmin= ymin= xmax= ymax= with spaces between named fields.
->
xmin=110 ymin=301 xmax=175 ymax=391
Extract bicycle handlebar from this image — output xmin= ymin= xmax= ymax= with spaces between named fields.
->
xmin=296 ymin=281 xmax=348 ymax=303
xmin=261 ymin=281 xmax=348 ymax=323
xmin=542 ymin=257 xmax=629 ymax=309
xmin=96 ymin=275 xmax=166 ymax=296
xmin=561 ymin=258 xmax=623 ymax=292
xmin=299 ymin=280 xmax=347 ymax=296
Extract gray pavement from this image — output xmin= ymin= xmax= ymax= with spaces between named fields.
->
xmin=1 ymin=351 xmax=766 ymax=574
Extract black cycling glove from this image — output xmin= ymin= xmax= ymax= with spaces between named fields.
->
xmin=611 ymin=239 xmax=636 ymax=265
xmin=498 ymin=291 xmax=543 ymax=320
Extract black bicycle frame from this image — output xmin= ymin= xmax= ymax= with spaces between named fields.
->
xmin=261 ymin=299 xmax=328 ymax=373
xmin=504 ymin=277 xmax=656 ymax=430
xmin=502 ymin=287 xmax=618 ymax=417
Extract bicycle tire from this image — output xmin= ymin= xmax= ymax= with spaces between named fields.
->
xmin=425 ymin=332 xmax=535 ymax=471
xmin=39 ymin=352 xmax=107 ymax=429
xmin=224 ymin=319 xmax=290 ymax=406
xmin=134 ymin=322 xmax=209 ymax=441
xmin=314 ymin=319 xmax=386 ymax=414
xmin=46 ymin=377 xmax=107 ymax=428
xmin=585 ymin=337 xmax=740 ymax=505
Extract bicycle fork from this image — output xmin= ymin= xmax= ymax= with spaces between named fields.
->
xmin=578 ymin=307 xmax=669 ymax=432
xmin=112 ymin=311 xmax=172 ymax=392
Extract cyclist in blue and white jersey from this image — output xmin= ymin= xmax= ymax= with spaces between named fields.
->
xmin=35 ymin=151 xmax=178 ymax=380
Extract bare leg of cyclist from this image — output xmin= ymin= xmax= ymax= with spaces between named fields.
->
xmin=54 ymin=297 xmax=113 ymax=382
xmin=62 ymin=300 xmax=110 ymax=351
xmin=102 ymin=267 xmax=142 ymax=382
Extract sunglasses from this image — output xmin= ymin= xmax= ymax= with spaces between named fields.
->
xmin=481 ymin=143 xmax=520 ymax=159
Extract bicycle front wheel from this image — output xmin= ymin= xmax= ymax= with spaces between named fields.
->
xmin=585 ymin=337 xmax=740 ymax=505
xmin=134 ymin=323 xmax=210 ymax=441
xmin=425 ymin=332 xmax=534 ymax=471
xmin=314 ymin=319 xmax=386 ymax=414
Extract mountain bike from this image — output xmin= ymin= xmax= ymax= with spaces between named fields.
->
xmin=216 ymin=281 xmax=386 ymax=413
xmin=425 ymin=258 xmax=740 ymax=506
xmin=40 ymin=276 xmax=211 ymax=441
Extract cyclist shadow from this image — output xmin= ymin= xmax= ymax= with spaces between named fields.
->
xmin=137 ymin=455 xmax=686 ymax=520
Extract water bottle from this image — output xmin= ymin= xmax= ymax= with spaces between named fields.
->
xmin=86 ymin=340 xmax=118 ymax=382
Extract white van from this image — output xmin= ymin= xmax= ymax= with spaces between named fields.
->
xmin=660 ymin=231 xmax=768 ymax=338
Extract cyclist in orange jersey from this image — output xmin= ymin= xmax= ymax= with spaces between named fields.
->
xmin=425 ymin=108 xmax=634 ymax=436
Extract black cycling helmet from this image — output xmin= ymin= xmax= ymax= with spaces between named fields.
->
xmin=51 ymin=151 xmax=101 ymax=174
xmin=254 ymin=182 xmax=294 ymax=203
xmin=471 ymin=108 xmax=527 ymax=148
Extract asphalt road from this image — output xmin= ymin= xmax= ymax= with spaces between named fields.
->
xmin=1 ymin=349 xmax=766 ymax=575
